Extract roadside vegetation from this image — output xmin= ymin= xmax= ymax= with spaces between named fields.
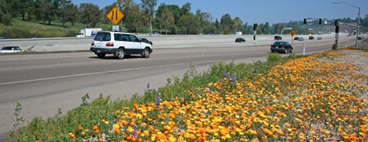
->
xmin=9 ymin=48 xmax=367 ymax=141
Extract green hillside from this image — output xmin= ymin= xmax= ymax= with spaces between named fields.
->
xmin=0 ymin=19 xmax=111 ymax=38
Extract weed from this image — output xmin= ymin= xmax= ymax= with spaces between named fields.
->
xmin=267 ymin=53 xmax=282 ymax=62
xmin=9 ymin=100 xmax=25 ymax=141
xmin=332 ymin=43 xmax=338 ymax=50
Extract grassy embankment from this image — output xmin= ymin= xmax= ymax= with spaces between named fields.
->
xmin=0 ymin=19 xmax=110 ymax=38
xmin=9 ymin=49 xmax=368 ymax=141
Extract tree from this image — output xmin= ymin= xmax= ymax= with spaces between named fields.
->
xmin=141 ymin=0 xmax=157 ymax=34
xmin=220 ymin=13 xmax=234 ymax=34
xmin=272 ymin=24 xmax=284 ymax=34
xmin=117 ymin=0 xmax=134 ymax=31
xmin=102 ymin=4 xmax=116 ymax=24
xmin=233 ymin=17 xmax=242 ymax=32
xmin=181 ymin=2 xmax=191 ymax=15
xmin=214 ymin=18 xmax=221 ymax=34
xmin=0 ymin=0 xmax=12 ymax=25
xmin=195 ymin=9 xmax=212 ymax=34
xmin=35 ymin=0 xmax=55 ymax=25
xmin=65 ymin=3 xmax=78 ymax=26
xmin=257 ymin=23 xmax=264 ymax=34
xmin=177 ymin=14 xmax=199 ymax=34
xmin=15 ymin=0 xmax=35 ymax=20
xmin=159 ymin=7 xmax=174 ymax=34
xmin=156 ymin=4 xmax=181 ymax=26
xmin=79 ymin=3 xmax=101 ymax=27
xmin=126 ymin=3 xmax=147 ymax=32
xmin=242 ymin=23 xmax=252 ymax=35
xmin=55 ymin=0 xmax=72 ymax=26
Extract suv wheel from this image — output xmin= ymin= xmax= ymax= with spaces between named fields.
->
xmin=289 ymin=49 xmax=293 ymax=53
xmin=115 ymin=48 xmax=125 ymax=59
xmin=97 ymin=53 xmax=105 ymax=58
xmin=142 ymin=48 xmax=150 ymax=58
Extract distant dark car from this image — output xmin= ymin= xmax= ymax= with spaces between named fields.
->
xmin=274 ymin=35 xmax=282 ymax=40
xmin=358 ymin=36 xmax=364 ymax=40
xmin=270 ymin=41 xmax=293 ymax=54
xmin=235 ymin=37 xmax=246 ymax=43
xmin=294 ymin=37 xmax=299 ymax=40
xmin=317 ymin=37 xmax=322 ymax=40
xmin=309 ymin=36 xmax=314 ymax=40
xmin=140 ymin=38 xmax=153 ymax=45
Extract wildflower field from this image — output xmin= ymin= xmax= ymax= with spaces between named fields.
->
xmin=10 ymin=48 xmax=368 ymax=142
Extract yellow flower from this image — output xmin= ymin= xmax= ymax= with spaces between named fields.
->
xmin=113 ymin=124 xmax=120 ymax=134
xmin=221 ymin=136 xmax=226 ymax=140
xmin=225 ymin=134 xmax=231 ymax=139
xmin=68 ymin=132 xmax=75 ymax=140
xmin=169 ymin=135 xmax=176 ymax=142
xmin=127 ymin=126 xmax=134 ymax=132
xmin=143 ymin=130 xmax=150 ymax=136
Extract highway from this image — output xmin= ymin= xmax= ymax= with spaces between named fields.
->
xmin=0 ymin=34 xmax=357 ymax=140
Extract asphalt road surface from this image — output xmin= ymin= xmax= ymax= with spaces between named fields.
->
xmin=0 ymin=35 xmax=357 ymax=140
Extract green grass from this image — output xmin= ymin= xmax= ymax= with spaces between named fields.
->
xmin=0 ymin=18 xmax=111 ymax=38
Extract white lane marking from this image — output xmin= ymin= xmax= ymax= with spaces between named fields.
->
xmin=0 ymin=60 xmax=223 ymax=86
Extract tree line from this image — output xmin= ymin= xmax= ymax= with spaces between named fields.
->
xmin=1 ymin=0 xmax=367 ymax=35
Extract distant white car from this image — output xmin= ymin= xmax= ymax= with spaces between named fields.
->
xmin=0 ymin=46 xmax=24 ymax=53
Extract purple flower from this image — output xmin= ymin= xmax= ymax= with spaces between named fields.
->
xmin=132 ymin=125 xmax=138 ymax=138
xmin=232 ymin=74 xmax=236 ymax=83
xmin=155 ymin=93 xmax=161 ymax=108
xmin=223 ymin=70 xmax=227 ymax=78
xmin=147 ymin=83 xmax=150 ymax=89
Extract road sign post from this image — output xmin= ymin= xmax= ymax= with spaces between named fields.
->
xmin=106 ymin=7 xmax=124 ymax=27
xmin=112 ymin=25 xmax=119 ymax=32
xmin=290 ymin=30 xmax=295 ymax=45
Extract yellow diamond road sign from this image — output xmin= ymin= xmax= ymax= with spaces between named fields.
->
xmin=106 ymin=7 xmax=124 ymax=25
xmin=290 ymin=30 xmax=295 ymax=36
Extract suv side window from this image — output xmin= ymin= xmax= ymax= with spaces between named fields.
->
xmin=129 ymin=35 xmax=140 ymax=42
xmin=94 ymin=33 xmax=111 ymax=41
xmin=121 ymin=34 xmax=130 ymax=41
xmin=114 ymin=34 xmax=122 ymax=41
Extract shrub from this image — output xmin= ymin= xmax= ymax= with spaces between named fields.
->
xmin=332 ymin=43 xmax=338 ymax=50
xmin=267 ymin=53 xmax=282 ymax=62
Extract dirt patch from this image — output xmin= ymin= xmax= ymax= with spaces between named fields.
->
xmin=334 ymin=49 xmax=368 ymax=76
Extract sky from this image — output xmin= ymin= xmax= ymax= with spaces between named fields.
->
xmin=72 ymin=0 xmax=368 ymax=24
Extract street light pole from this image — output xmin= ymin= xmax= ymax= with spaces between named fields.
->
xmin=357 ymin=7 xmax=360 ymax=48
xmin=332 ymin=1 xmax=360 ymax=48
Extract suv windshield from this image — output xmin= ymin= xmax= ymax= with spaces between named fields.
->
xmin=94 ymin=33 xmax=111 ymax=41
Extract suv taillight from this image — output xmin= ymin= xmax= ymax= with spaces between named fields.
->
xmin=91 ymin=42 xmax=94 ymax=46
xmin=106 ymin=42 xmax=114 ymax=47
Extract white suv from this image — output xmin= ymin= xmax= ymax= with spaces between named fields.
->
xmin=90 ymin=31 xmax=153 ymax=59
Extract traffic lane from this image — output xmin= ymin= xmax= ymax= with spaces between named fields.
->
xmin=0 ymin=41 xmax=339 ymax=105
xmin=0 ymin=37 xmax=343 ymax=85
xmin=0 ymin=46 xmax=270 ymax=101
xmin=0 ymin=44 xmax=269 ymax=84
